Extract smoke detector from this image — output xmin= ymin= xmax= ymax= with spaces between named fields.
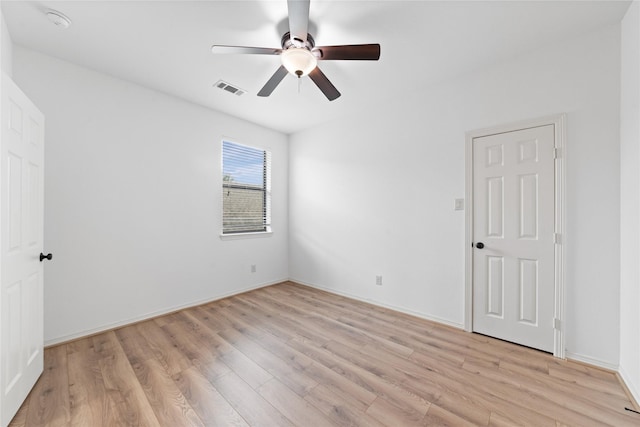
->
xmin=46 ymin=10 xmax=72 ymax=29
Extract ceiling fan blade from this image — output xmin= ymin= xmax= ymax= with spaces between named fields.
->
xmin=287 ymin=0 xmax=310 ymax=45
xmin=211 ymin=45 xmax=282 ymax=55
xmin=257 ymin=66 xmax=289 ymax=97
xmin=308 ymin=67 xmax=341 ymax=101
xmin=313 ymin=44 xmax=381 ymax=61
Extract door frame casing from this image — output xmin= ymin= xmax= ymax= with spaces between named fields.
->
xmin=464 ymin=114 xmax=566 ymax=359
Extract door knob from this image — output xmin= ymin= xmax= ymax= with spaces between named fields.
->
xmin=39 ymin=253 xmax=53 ymax=262
xmin=475 ymin=242 xmax=485 ymax=249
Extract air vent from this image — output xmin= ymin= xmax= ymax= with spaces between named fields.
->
xmin=214 ymin=80 xmax=246 ymax=96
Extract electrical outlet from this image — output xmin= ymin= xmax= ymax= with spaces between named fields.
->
xmin=251 ymin=265 xmax=256 ymax=273
xmin=375 ymin=275 xmax=383 ymax=286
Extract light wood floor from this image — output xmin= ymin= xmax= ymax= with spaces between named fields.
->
xmin=9 ymin=282 xmax=640 ymax=426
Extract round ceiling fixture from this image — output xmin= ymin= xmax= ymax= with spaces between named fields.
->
xmin=281 ymin=48 xmax=317 ymax=77
xmin=46 ymin=10 xmax=72 ymax=29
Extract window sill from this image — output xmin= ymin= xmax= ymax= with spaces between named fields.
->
xmin=219 ymin=229 xmax=273 ymax=240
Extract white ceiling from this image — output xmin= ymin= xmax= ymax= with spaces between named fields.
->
xmin=2 ymin=0 xmax=631 ymax=134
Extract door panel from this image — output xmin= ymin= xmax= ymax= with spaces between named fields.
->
xmin=518 ymin=258 xmax=538 ymax=324
xmin=1 ymin=74 xmax=45 ymax=427
xmin=486 ymin=177 xmax=504 ymax=238
xmin=486 ymin=255 xmax=504 ymax=317
xmin=8 ymin=153 xmax=22 ymax=251
xmin=519 ymin=174 xmax=538 ymax=238
xmin=472 ymin=125 xmax=555 ymax=352
xmin=27 ymin=162 xmax=40 ymax=247
xmin=6 ymin=281 xmax=22 ymax=390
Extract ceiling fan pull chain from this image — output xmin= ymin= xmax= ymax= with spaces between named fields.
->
xmin=298 ymin=76 xmax=301 ymax=94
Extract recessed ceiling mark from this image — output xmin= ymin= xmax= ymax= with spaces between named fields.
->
xmin=46 ymin=10 xmax=72 ymax=29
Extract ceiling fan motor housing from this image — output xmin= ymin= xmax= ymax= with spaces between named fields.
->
xmin=281 ymin=31 xmax=315 ymax=51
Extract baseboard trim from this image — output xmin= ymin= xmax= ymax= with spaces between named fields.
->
xmin=44 ymin=278 xmax=288 ymax=347
xmin=290 ymin=279 xmax=464 ymax=330
xmin=564 ymin=351 xmax=619 ymax=372
xmin=619 ymin=365 xmax=640 ymax=411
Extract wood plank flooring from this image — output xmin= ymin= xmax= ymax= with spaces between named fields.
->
xmin=9 ymin=282 xmax=640 ymax=426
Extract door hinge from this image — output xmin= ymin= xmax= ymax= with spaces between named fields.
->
xmin=554 ymin=318 xmax=562 ymax=330
xmin=554 ymin=233 xmax=561 ymax=244
xmin=554 ymin=148 xmax=561 ymax=159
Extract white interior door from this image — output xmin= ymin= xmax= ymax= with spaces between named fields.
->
xmin=1 ymin=73 xmax=45 ymax=427
xmin=472 ymin=124 xmax=555 ymax=353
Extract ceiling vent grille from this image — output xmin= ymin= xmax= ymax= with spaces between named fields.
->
xmin=214 ymin=80 xmax=246 ymax=96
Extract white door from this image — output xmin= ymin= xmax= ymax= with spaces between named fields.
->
xmin=1 ymin=73 xmax=45 ymax=427
xmin=472 ymin=125 xmax=555 ymax=352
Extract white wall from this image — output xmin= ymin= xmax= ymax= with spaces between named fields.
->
xmin=620 ymin=0 xmax=640 ymax=404
xmin=7 ymin=11 xmax=628 ymax=374
xmin=1 ymin=8 xmax=13 ymax=76
xmin=290 ymin=25 xmax=621 ymax=367
xmin=13 ymin=47 xmax=289 ymax=345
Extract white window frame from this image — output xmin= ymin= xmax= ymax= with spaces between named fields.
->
xmin=220 ymin=139 xmax=272 ymax=239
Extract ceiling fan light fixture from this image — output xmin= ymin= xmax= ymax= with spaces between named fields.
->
xmin=281 ymin=48 xmax=317 ymax=77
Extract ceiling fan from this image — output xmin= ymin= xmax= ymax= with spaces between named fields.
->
xmin=211 ymin=0 xmax=381 ymax=101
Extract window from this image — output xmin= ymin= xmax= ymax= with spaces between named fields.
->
xmin=222 ymin=140 xmax=271 ymax=234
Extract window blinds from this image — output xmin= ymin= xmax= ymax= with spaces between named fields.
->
xmin=222 ymin=141 xmax=271 ymax=234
